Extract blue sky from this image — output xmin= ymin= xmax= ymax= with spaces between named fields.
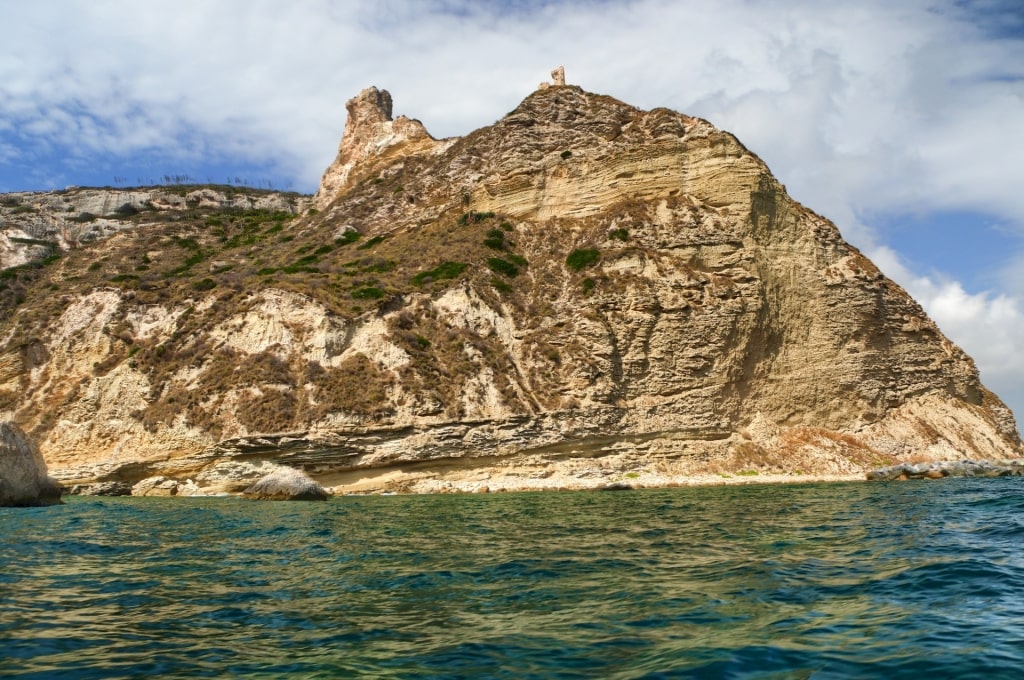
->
xmin=2 ymin=0 xmax=1024 ymax=418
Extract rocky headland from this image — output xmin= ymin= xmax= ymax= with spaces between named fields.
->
xmin=0 ymin=73 xmax=1019 ymax=496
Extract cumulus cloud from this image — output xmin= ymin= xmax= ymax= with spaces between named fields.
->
xmin=2 ymin=0 xmax=1024 ymax=415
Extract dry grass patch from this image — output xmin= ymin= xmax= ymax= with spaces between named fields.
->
xmin=236 ymin=388 xmax=299 ymax=433
xmin=304 ymin=354 xmax=395 ymax=421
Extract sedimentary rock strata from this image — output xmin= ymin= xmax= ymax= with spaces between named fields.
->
xmin=313 ymin=87 xmax=453 ymax=210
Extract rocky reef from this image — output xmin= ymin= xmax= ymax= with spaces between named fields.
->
xmin=0 ymin=77 xmax=1019 ymax=495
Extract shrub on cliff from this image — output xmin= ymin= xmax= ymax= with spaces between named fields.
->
xmin=412 ymin=261 xmax=467 ymax=286
xmin=566 ymin=248 xmax=600 ymax=271
xmin=487 ymin=257 xmax=519 ymax=277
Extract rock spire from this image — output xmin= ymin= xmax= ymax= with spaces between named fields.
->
xmin=314 ymin=87 xmax=446 ymax=209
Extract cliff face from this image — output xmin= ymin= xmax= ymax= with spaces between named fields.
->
xmin=0 ymin=186 xmax=309 ymax=270
xmin=0 ymin=84 xmax=1019 ymax=493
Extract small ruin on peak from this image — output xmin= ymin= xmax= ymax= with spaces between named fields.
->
xmin=538 ymin=65 xmax=567 ymax=90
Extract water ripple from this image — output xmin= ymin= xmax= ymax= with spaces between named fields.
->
xmin=3 ymin=479 xmax=1024 ymax=677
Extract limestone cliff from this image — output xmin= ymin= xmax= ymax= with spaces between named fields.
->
xmin=0 ymin=83 xmax=1018 ymax=493
xmin=0 ymin=422 xmax=62 ymax=506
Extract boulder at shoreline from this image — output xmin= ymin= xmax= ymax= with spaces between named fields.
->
xmin=243 ymin=466 xmax=329 ymax=501
xmin=0 ymin=422 xmax=62 ymax=507
xmin=867 ymin=460 xmax=1024 ymax=481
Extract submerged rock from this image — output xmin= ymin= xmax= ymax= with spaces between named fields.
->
xmin=0 ymin=422 xmax=62 ymax=507
xmin=68 ymin=481 xmax=133 ymax=496
xmin=243 ymin=467 xmax=329 ymax=501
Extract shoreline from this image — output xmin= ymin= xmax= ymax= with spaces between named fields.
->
xmin=312 ymin=451 xmax=876 ymax=496
xmin=64 ymin=469 xmax=870 ymax=499
xmin=323 ymin=470 xmax=868 ymax=496
xmin=65 ymin=458 xmax=1024 ymax=499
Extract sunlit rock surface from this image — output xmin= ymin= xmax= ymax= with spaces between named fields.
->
xmin=0 ymin=422 xmax=62 ymax=506
xmin=1 ymin=82 xmax=1019 ymax=494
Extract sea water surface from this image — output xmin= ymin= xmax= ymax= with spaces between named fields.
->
xmin=3 ymin=479 xmax=1024 ymax=678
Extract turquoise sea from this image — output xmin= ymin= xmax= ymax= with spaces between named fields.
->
xmin=3 ymin=479 xmax=1024 ymax=678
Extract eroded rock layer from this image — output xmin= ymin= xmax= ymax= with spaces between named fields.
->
xmin=0 ymin=84 xmax=1018 ymax=493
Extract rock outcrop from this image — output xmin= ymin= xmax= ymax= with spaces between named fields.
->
xmin=0 ymin=186 xmax=309 ymax=270
xmin=0 ymin=422 xmax=62 ymax=506
xmin=0 ymin=82 xmax=1020 ymax=494
xmin=867 ymin=460 xmax=1024 ymax=481
xmin=313 ymin=87 xmax=452 ymax=210
xmin=243 ymin=466 xmax=329 ymax=501
xmin=67 ymin=481 xmax=133 ymax=496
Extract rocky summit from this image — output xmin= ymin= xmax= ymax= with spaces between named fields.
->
xmin=0 ymin=76 xmax=1019 ymax=494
